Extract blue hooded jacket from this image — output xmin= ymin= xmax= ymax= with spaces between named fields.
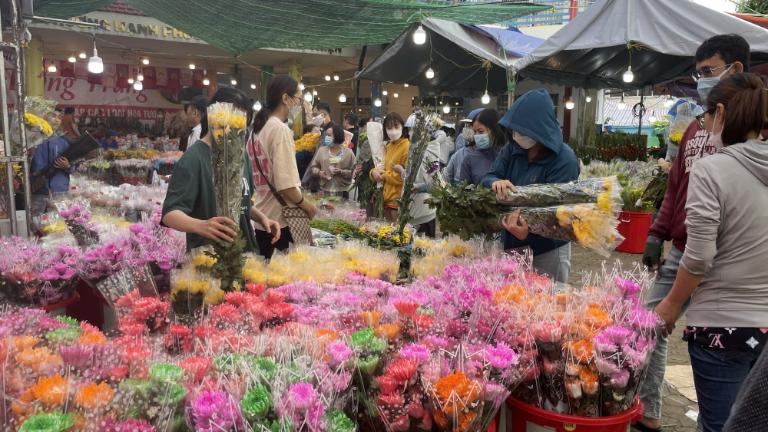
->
xmin=482 ymin=89 xmax=580 ymax=255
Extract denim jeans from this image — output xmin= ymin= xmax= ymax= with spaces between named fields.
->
xmin=689 ymin=342 xmax=762 ymax=432
xmin=639 ymin=246 xmax=687 ymax=420
xmin=532 ymin=243 xmax=571 ymax=284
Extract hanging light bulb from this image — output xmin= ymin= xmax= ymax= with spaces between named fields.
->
xmin=585 ymin=95 xmax=593 ymax=103
xmin=442 ymin=104 xmax=450 ymax=114
xmin=133 ymin=80 xmax=143 ymax=91
xmin=481 ymin=91 xmax=491 ymax=105
xmin=87 ymin=41 xmax=104 ymax=74
xmin=304 ymin=92 xmax=313 ymax=102
xmin=382 ymin=90 xmax=388 ymax=96
xmin=127 ymin=77 xmax=135 ymax=84
xmin=78 ymin=51 xmax=87 ymax=59
xmin=250 ymin=83 xmax=257 ymax=90
xmin=47 ymin=62 xmax=57 ymax=73
xmin=253 ymin=101 xmax=262 ymax=111
xmin=622 ymin=66 xmax=634 ymax=83
xmin=333 ymin=74 xmax=340 ymax=81
xmin=324 ymin=75 xmax=331 ymax=81
xmin=413 ymin=25 xmax=427 ymax=45
xmin=425 ymin=67 xmax=435 ymax=79
xmin=299 ymin=83 xmax=305 ymax=91
xmin=312 ymin=89 xmax=318 ymax=96
xmin=664 ymin=96 xmax=674 ymax=108
xmin=404 ymin=83 xmax=409 ymax=88
xmin=67 ymin=55 xmax=76 ymax=63
xmin=393 ymin=92 xmax=399 ymax=98
xmin=137 ymin=72 xmax=144 ymax=81
xmin=231 ymin=78 xmax=238 ymax=86
xmin=565 ymin=99 xmax=575 ymax=110
xmin=374 ymin=98 xmax=382 ymax=107
xmin=338 ymin=93 xmax=347 ymax=103
xmin=617 ymin=95 xmax=626 ymax=110
xmin=203 ymin=77 xmax=210 ymax=86
xmin=188 ymin=63 xmax=196 ymax=70
xmin=141 ymin=57 xmax=149 ymax=65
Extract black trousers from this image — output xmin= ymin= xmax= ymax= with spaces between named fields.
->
xmin=255 ymin=227 xmax=293 ymax=259
xmin=416 ymin=218 xmax=437 ymax=238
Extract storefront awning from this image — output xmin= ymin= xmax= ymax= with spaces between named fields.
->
xmin=36 ymin=0 xmax=549 ymax=54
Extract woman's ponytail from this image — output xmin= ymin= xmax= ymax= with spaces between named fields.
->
xmin=253 ymin=75 xmax=299 ymax=135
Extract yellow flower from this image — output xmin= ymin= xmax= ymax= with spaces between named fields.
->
xmin=204 ymin=287 xmax=225 ymax=305
xmin=295 ymin=133 xmax=320 ymax=153
xmin=24 ymin=112 xmax=53 ymax=137
xmin=229 ymin=114 xmax=247 ymax=130
xmin=192 ymin=254 xmax=216 ymax=268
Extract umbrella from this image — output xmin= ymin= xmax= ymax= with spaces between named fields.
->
xmin=513 ymin=0 xmax=768 ymax=89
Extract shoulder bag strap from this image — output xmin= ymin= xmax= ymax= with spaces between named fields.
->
xmin=250 ymin=131 xmax=289 ymax=208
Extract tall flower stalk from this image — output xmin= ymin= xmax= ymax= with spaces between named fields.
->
xmin=207 ymin=102 xmax=248 ymax=291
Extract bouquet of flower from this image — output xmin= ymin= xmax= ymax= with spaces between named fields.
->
xmin=207 ymin=102 xmax=248 ymax=291
xmin=56 ymin=200 xmax=100 ymax=247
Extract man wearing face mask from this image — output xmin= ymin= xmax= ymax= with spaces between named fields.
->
xmin=303 ymin=102 xmax=334 ymax=192
xmin=635 ymin=34 xmax=750 ymax=432
xmin=482 ymin=89 xmax=579 ymax=283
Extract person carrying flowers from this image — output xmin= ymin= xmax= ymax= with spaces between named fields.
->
xmin=370 ymin=112 xmax=410 ymax=222
xmin=161 ymin=87 xmax=281 ymax=253
xmin=310 ymin=124 xmax=355 ymax=198
xmin=482 ymin=89 xmax=579 ymax=283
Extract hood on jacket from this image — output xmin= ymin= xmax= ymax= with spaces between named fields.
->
xmin=722 ymin=139 xmax=768 ymax=186
xmin=499 ymin=89 xmax=564 ymax=155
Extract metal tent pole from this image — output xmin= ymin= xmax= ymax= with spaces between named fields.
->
xmin=11 ymin=0 xmax=33 ymax=235
xmin=0 ymin=5 xmax=18 ymax=235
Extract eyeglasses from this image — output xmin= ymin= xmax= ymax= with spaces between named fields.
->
xmin=692 ymin=63 xmax=733 ymax=81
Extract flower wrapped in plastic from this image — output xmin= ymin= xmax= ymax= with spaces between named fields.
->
xmin=429 ymin=177 xmax=623 ymax=256
xmin=55 ymin=200 xmax=100 ymax=247
xmin=207 ymin=101 xmax=248 ymax=291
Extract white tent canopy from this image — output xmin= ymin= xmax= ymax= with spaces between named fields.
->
xmin=513 ymin=0 xmax=768 ymax=89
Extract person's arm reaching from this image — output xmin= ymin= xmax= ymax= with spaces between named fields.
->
xmin=482 ymin=143 xmax=512 ymax=188
xmin=249 ymin=206 xmax=281 ymax=244
xmin=162 ymin=210 xmax=237 ymax=243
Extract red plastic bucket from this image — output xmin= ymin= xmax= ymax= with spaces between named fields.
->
xmin=507 ymin=397 xmax=643 ymax=432
xmin=615 ymin=211 xmax=653 ymax=254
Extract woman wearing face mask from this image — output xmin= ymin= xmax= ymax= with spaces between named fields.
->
xmin=310 ymin=124 xmax=355 ymax=198
xmin=457 ymin=109 xmax=505 ymax=185
xmin=370 ymin=112 xmax=410 ymax=222
xmin=249 ymin=75 xmax=318 ymax=259
xmin=482 ymin=89 xmax=579 ymax=283
xmin=654 ymin=73 xmax=768 ymax=432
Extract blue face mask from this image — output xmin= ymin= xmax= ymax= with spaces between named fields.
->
xmin=323 ymin=136 xmax=333 ymax=146
xmin=474 ymin=133 xmax=491 ymax=150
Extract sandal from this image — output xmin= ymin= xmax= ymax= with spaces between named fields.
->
xmin=632 ymin=422 xmax=662 ymax=432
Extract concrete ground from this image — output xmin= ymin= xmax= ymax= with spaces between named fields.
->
xmin=570 ymin=246 xmax=699 ymax=432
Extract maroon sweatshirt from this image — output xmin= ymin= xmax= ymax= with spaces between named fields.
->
xmin=648 ymin=120 xmax=720 ymax=251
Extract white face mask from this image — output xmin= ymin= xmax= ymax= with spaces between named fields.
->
xmin=513 ymin=131 xmax=537 ymax=149
xmin=706 ymin=110 xmax=724 ymax=150
xmin=462 ymin=127 xmax=474 ymax=142
xmin=696 ymin=64 xmax=733 ymax=104
xmin=311 ymin=115 xmax=324 ymax=127
xmin=386 ymin=128 xmax=402 ymax=141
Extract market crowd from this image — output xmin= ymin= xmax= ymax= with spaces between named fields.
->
xmin=156 ymin=32 xmax=768 ymax=432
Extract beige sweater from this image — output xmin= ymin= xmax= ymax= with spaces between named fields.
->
xmin=310 ymin=145 xmax=355 ymax=193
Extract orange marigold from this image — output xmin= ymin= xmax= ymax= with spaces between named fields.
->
xmin=585 ymin=304 xmax=612 ymax=329
xmin=15 ymin=347 xmax=63 ymax=372
xmin=434 ymin=372 xmax=481 ymax=415
xmin=11 ymin=336 xmax=40 ymax=352
xmin=493 ymin=284 xmax=525 ymax=304
xmin=568 ymin=339 xmax=594 ymax=364
xmin=375 ymin=323 xmax=401 ymax=341
xmin=78 ymin=330 xmax=107 ymax=345
xmin=31 ymin=374 xmax=69 ymax=406
xmin=360 ymin=310 xmax=383 ymax=327
xmin=458 ymin=410 xmax=478 ymax=432
xmin=75 ymin=382 xmax=114 ymax=410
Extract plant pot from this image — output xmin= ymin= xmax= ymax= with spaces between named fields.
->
xmin=615 ymin=211 xmax=653 ymax=254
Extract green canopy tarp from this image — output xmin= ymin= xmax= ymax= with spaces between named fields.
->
xmin=36 ymin=0 xmax=549 ymax=54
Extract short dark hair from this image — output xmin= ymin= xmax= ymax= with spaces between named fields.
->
xmin=696 ymin=34 xmax=750 ymax=72
xmin=706 ymin=73 xmax=767 ymax=146
xmin=185 ymin=95 xmax=208 ymax=115
xmin=383 ymin=112 xmax=409 ymax=139
xmin=315 ymin=102 xmax=331 ymax=115
xmin=303 ymin=124 xmax=316 ymax=134
xmin=329 ymin=124 xmax=345 ymax=144
xmin=253 ymin=75 xmax=299 ymax=134
xmin=344 ymin=112 xmax=358 ymax=126
xmin=63 ymin=107 xmax=75 ymax=115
